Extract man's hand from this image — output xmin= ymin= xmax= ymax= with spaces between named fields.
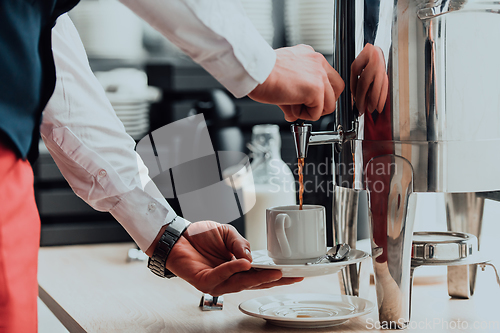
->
xmin=164 ymin=221 xmax=303 ymax=296
xmin=350 ymin=43 xmax=389 ymax=114
xmin=248 ymin=44 xmax=344 ymax=122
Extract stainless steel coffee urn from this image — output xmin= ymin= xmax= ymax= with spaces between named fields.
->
xmin=292 ymin=0 xmax=500 ymax=328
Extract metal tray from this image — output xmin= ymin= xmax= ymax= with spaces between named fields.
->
xmin=411 ymin=231 xmax=479 ymax=266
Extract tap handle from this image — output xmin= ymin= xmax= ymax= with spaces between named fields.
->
xmin=291 ymin=123 xmax=312 ymax=159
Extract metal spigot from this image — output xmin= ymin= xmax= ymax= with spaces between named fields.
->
xmin=291 ymin=123 xmax=312 ymax=158
xmin=290 ymin=123 xmax=356 ymax=159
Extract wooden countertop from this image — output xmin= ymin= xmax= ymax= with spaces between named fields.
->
xmin=38 ymin=240 xmax=500 ymax=333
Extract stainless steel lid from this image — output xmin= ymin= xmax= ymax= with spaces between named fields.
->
xmin=411 ymin=231 xmax=478 ymax=264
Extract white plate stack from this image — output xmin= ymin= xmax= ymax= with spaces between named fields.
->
xmin=95 ymin=69 xmax=160 ymax=140
xmin=240 ymin=0 xmax=274 ymax=46
xmin=69 ymin=0 xmax=144 ymax=59
xmin=285 ymin=0 xmax=334 ymax=54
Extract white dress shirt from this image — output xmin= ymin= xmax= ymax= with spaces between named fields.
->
xmin=119 ymin=0 xmax=276 ymax=98
xmin=41 ymin=2 xmax=275 ymax=252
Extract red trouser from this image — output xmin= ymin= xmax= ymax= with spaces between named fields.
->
xmin=0 ymin=143 xmax=40 ymax=333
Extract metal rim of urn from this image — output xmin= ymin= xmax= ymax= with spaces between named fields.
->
xmin=411 ymin=231 xmax=479 ymax=266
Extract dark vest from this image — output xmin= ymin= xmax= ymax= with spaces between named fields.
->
xmin=0 ymin=0 xmax=79 ymax=161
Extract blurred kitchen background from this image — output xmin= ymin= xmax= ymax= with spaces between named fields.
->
xmin=35 ymin=0 xmax=344 ymax=248
xmin=36 ymin=0 xmax=500 ymax=250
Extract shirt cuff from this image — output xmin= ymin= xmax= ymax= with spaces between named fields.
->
xmin=109 ymin=187 xmax=180 ymax=252
xmin=202 ymin=46 xmax=276 ymax=98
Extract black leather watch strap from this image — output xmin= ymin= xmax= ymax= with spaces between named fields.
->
xmin=148 ymin=217 xmax=190 ymax=278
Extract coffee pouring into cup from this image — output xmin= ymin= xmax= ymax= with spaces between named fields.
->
xmin=266 ymin=205 xmax=327 ymax=264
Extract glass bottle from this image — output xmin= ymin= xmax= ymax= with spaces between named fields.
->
xmin=243 ymin=124 xmax=296 ymax=250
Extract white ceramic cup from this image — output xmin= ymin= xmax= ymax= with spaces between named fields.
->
xmin=266 ymin=205 xmax=327 ymax=264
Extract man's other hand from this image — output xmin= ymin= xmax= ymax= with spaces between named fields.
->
xmin=248 ymin=44 xmax=345 ymax=122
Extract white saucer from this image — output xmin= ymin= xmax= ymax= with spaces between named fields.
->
xmin=251 ymin=248 xmax=369 ymax=278
xmin=239 ymin=293 xmax=374 ymax=328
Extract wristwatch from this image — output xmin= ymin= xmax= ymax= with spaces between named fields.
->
xmin=148 ymin=217 xmax=190 ymax=278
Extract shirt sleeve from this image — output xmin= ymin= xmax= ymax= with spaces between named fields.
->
xmin=40 ymin=14 xmax=189 ymax=252
xmin=119 ymin=0 xmax=276 ymax=98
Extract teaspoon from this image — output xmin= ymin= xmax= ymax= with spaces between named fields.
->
xmin=306 ymin=243 xmax=351 ymax=265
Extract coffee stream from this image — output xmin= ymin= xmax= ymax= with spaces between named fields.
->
xmin=298 ymin=158 xmax=304 ymax=210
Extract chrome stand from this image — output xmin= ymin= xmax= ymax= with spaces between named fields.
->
xmin=365 ymin=155 xmax=416 ymax=328
xmin=332 ymin=186 xmax=363 ymax=297
xmin=445 ymin=193 xmax=485 ymax=298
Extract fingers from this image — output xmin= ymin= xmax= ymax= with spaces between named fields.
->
xmin=220 ymin=224 xmax=252 ymax=262
xmin=368 ymin=46 xmax=388 ymax=113
xmin=203 ymin=258 xmax=253 ymax=291
xmin=302 ymin=94 xmax=324 ymax=121
xmin=350 ymin=46 xmax=371 ymax=103
xmin=351 ymin=43 xmax=389 ymax=114
xmin=291 ymin=104 xmax=304 ymax=119
xmin=356 ymin=65 xmax=377 ymax=113
xmin=322 ymin=80 xmax=337 ymax=116
xmin=320 ymin=57 xmax=343 ymax=118
xmin=369 ymin=65 xmax=384 ymax=112
xmin=377 ymin=74 xmax=389 ymax=113
xmin=249 ymin=277 xmax=304 ymax=290
xmin=373 ymin=45 xmax=388 ymax=112
xmin=292 ymin=103 xmax=323 ymax=122
xmin=322 ymin=58 xmax=344 ymax=101
xmin=209 ymin=269 xmax=284 ymax=296
xmin=279 ymin=105 xmax=298 ymax=122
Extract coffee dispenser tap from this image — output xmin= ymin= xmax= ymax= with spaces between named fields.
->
xmin=290 ymin=123 xmax=356 ymax=160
